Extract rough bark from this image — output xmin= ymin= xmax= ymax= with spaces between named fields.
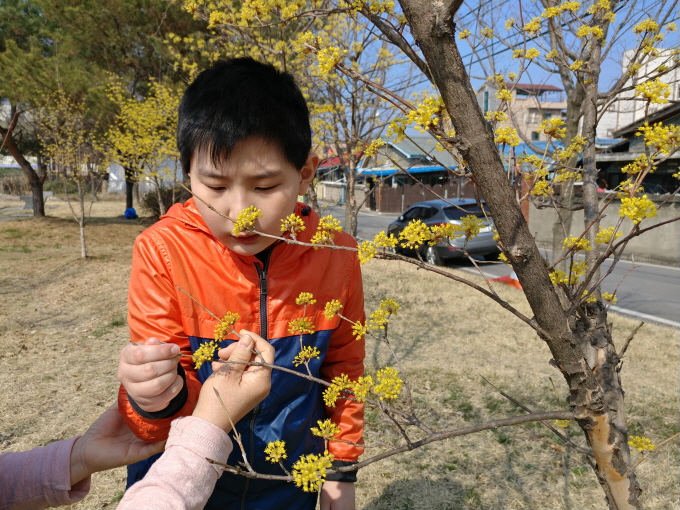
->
xmin=396 ymin=1 xmax=641 ymax=507
xmin=345 ymin=159 xmax=358 ymax=238
xmin=0 ymin=120 xmax=47 ymax=217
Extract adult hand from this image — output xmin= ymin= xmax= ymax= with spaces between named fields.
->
xmin=192 ymin=330 xmax=274 ymax=432
xmin=69 ymin=403 xmax=165 ymax=486
xmin=320 ymin=481 xmax=356 ymax=510
xmin=117 ymin=337 xmax=183 ymax=412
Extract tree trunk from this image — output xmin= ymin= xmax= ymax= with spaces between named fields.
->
xmin=397 ymin=1 xmax=641 ymax=507
xmin=125 ymin=176 xmax=135 ymax=210
xmin=0 ymin=121 xmax=47 ymax=217
xmin=306 ymin=179 xmax=322 ymax=217
xmin=345 ymin=160 xmax=358 ymax=238
xmin=77 ymin=181 xmax=88 ymax=259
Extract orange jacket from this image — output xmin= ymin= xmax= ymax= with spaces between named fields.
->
xmin=118 ymin=199 xmax=365 ymax=463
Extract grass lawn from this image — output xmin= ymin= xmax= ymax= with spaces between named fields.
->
xmin=0 ymin=194 xmax=677 ymax=509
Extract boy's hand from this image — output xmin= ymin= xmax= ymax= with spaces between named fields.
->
xmin=320 ymin=481 xmax=356 ymax=510
xmin=193 ymin=330 xmax=274 ymax=432
xmin=117 ymin=337 xmax=183 ymax=413
xmin=70 ymin=402 xmax=165 ymax=486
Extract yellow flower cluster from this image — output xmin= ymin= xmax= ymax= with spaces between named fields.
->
xmin=523 ymin=17 xmax=542 ymax=34
xmin=637 ymin=123 xmax=680 ymax=154
xmin=602 ymin=292 xmax=617 ymax=304
xmin=281 ymin=213 xmax=306 ymax=238
xmin=563 ymin=236 xmax=592 ymax=252
xmin=373 ymin=231 xmax=398 ymax=249
xmin=232 ymin=206 xmax=263 ymax=235
xmin=373 ymin=367 xmax=403 ymax=400
xmin=399 ymin=220 xmax=430 ymax=249
xmin=582 ymin=290 xmax=597 ymax=303
xmin=310 ymin=418 xmax=340 ymax=440
xmin=554 ymin=419 xmax=572 ymax=428
xmin=293 ymin=346 xmax=321 ymax=367
xmin=323 ymin=299 xmax=343 ymax=320
xmin=458 ymin=28 xmax=472 ymax=40
xmin=619 ymin=195 xmax=657 ymax=224
xmin=546 ymin=50 xmax=559 ymax=60
xmin=311 ymin=215 xmax=343 ymax=247
xmin=553 ymin=170 xmax=581 ymax=183
xmin=351 ymin=321 xmax=368 ymax=341
xmin=540 ymin=118 xmax=567 ymax=139
xmin=622 ymin=154 xmax=654 ymax=175
xmin=496 ymin=88 xmax=513 ymax=102
xmin=481 ymin=27 xmax=494 ymax=38
xmin=364 ymin=138 xmax=386 ymax=158
xmin=576 ymin=25 xmax=604 ymax=39
xmin=264 ymin=440 xmax=288 ymax=462
xmin=570 ymin=60 xmax=585 ymax=72
xmin=505 ymin=18 xmax=516 ymax=30
xmin=214 ymin=312 xmax=240 ymax=341
xmin=553 ymin=135 xmax=587 ymax=162
xmin=530 ymin=180 xmax=551 ymax=196
xmin=494 ymin=127 xmax=521 ymax=146
xmin=295 ymin=292 xmax=317 ymax=306
xmin=317 ymin=46 xmax=345 ymax=75
xmin=193 ymin=340 xmax=218 ymax=370
xmin=633 ymin=18 xmax=659 ymax=34
xmin=406 ymin=96 xmax=446 ymax=133
xmin=595 ymin=226 xmax=622 ymax=245
xmin=484 ymin=110 xmax=508 ymax=123
xmin=292 ymin=452 xmax=334 ymax=492
xmin=628 ymin=435 xmax=655 ymax=453
xmin=323 ymin=374 xmax=353 ymax=407
xmin=513 ymin=48 xmax=541 ymax=60
xmin=358 ymin=241 xmax=377 ymax=265
xmin=288 ymin=317 xmax=316 ymax=335
xmin=635 ymin=78 xmax=671 ymax=104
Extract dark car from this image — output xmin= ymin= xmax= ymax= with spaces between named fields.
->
xmin=387 ymin=198 xmax=500 ymax=265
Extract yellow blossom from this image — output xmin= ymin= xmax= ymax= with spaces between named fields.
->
xmin=540 ymin=118 xmax=567 ymax=139
xmin=485 ymin=110 xmax=508 ymax=123
xmin=582 ymin=290 xmax=597 ymax=303
xmin=496 ymin=88 xmax=513 ymax=102
xmin=193 ymin=340 xmax=218 ymax=370
xmin=281 ymin=213 xmax=306 ymax=237
xmin=523 ymin=17 xmax=542 ymax=35
xmin=622 ymin=154 xmax=655 ymax=174
xmin=373 ymin=367 xmax=403 ymax=400
xmin=310 ymin=419 xmax=340 ymax=440
xmin=317 ymin=46 xmax=345 ymax=74
xmin=481 ymin=27 xmax=494 ymax=38
xmin=323 ymin=374 xmax=353 ymax=407
xmin=635 ymin=78 xmax=671 ymax=104
xmin=373 ymin=231 xmax=398 ymax=249
xmin=323 ymin=299 xmax=343 ymax=320
xmin=295 ymin=292 xmax=317 ymax=306
xmin=264 ymin=440 xmax=288 ymax=462
xmin=351 ymin=321 xmax=368 ymax=341
xmin=525 ymin=48 xmax=541 ymax=59
xmin=546 ymin=50 xmax=559 ymax=60
xmin=232 ymin=206 xmax=262 ymax=235
xmin=352 ymin=375 xmax=374 ymax=402
xmin=364 ymin=138 xmax=386 ymax=158
xmin=619 ymin=195 xmax=657 ymax=224
xmin=358 ymin=240 xmax=377 ymax=265
xmin=570 ymin=60 xmax=585 ymax=72
xmin=563 ymin=236 xmax=592 ymax=252
xmin=288 ymin=317 xmax=316 ymax=335
xmin=458 ymin=28 xmax=471 ymax=40
xmin=368 ymin=309 xmax=391 ymax=329
xmin=628 ymin=62 xmax=642 ymax=75
xmin=633 ymin=18 xmax=659 ymax=34
xmin=380 ymin=298 xmax=400 ymax=315
xmin=293 ymin=346 xmax=321 ymax=367
xmin=637 ymin=123 xmax=680 ymax=154
xmin=399 ymin=220 xmax=431 ymax=250
xmin=214 ymin=312 xmax=240 ymax=341
xmin=576 ymin=25 xmax=604 ymax=39
xmin=595 ymin=226 xmax=622 ymax=245
xmin=531 ymin=180 xmax=551 ymax=196
xmin=550 ymin=269 xmax=568 ymax=286
xmin=494 ymin=126 xmax=521 ymax=146
xmin=292 ymin=452 xmax=334 ymax=492
xmin=554 ymin=419 xmax=573 ymax=428
xmin=628 ymin=435 xmax=655 ymax=453
xmin=505 ymin=18 xmax=515 ymax=30
xmin=561 ymin=1 xmax=582 ymax=12
xmin=602 ymin=292 xmax=617 ymax=304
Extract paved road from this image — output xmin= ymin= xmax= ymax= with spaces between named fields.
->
xmin=322 ymin=202 xmax=680 ymax=328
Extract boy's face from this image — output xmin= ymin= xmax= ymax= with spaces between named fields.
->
xmin=189 ymin=136 xmax=317 ymax=256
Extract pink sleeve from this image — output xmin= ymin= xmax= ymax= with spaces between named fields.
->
xmin=117 ymin=416 xmax=232 ymax=510
xmin=0 ymin=437 xmax=90 ymax=510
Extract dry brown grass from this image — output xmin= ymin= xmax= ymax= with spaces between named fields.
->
xmin=0 ymin=195 xmax=677 ymax=509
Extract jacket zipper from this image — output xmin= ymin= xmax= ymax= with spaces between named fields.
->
xmin=240 ymin=251 xmax=272 ymax=510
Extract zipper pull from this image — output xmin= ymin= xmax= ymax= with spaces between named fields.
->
xmin=259 ymin=270 xmax=268 ymax=295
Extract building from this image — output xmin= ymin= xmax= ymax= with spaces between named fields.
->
xmin=597 ymin=49 xmax=680 ymax=139
xmin=476 ymin=82 xmax=567 ymax=142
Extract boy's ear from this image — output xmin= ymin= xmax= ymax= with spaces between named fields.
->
xmin=297 ymin=152 xmax=319 ymax=195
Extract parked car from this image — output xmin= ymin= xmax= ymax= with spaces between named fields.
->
xmin=386 ymin=198 xmax=500 ymax=265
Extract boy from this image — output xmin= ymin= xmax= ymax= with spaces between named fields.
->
xmin=117 ymin=58 xmax=365 ymax=510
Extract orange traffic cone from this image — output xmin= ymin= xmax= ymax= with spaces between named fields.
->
xmin=491 ymin=270 xmax=522 ymax=289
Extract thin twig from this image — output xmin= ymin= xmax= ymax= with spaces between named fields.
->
xmin=619 ymin=321 xmax=644 ymax=359
xmin=212 ymin=387 xmax=255 ymax=473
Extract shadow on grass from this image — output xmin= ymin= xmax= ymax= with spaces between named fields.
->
xmin=361 ymin=477 xmax=477 ymax=510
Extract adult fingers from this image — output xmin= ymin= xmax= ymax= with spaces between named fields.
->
xmin=251 ymin=336 xmax=275 ymax=365
xmin=224 ymin=334 xmax=254 ymax=378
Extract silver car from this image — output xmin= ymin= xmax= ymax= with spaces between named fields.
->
xmin=386 ymin=198 xmax=500 ymax=265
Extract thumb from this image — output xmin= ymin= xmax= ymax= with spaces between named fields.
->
xmin=226 ymin=334 xmax=254 ymax=377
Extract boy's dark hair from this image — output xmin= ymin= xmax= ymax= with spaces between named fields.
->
xmin=177 ymin=58 xmax=311 ymax=173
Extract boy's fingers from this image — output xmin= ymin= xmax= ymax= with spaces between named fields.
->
xmin=121 ymin=339 xmax=180 ymax=365
xmin=121 ymin=358 xmax=179 ymax=384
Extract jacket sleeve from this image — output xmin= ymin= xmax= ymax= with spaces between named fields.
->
xmin=118 ymin=232 xmax=202 ymax=442
xmin=319 ymin=251 xmax=365 ymax=463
